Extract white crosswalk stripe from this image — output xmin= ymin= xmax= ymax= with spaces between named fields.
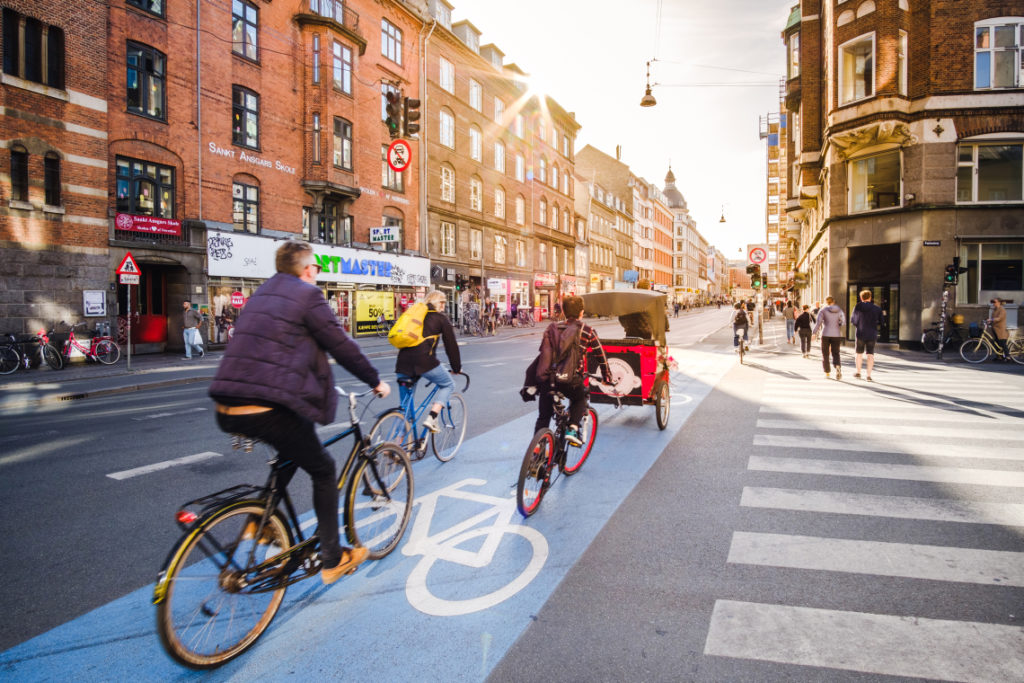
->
xmin=704 ymin=346 xmax=1024 ymax=679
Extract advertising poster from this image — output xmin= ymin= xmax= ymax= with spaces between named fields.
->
xmin=356 ymin=291 xmax=395 ymax=335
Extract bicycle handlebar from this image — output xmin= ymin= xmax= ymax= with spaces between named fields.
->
xmin=453 ymin=371 xmax=470 ymax=392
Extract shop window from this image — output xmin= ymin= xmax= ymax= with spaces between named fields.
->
xmin=957 ymin=142 xmax=1023 ymax=203
xmin=957 ymin=242 xmax=1024 ymax=303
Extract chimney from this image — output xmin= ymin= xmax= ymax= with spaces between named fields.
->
xmin=616 ymin=145 xmax=621 ymax=160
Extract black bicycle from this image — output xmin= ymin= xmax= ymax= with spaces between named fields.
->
xmin=153 ymin=386 xmax=413 ymax=669
xmin=0 ymin=329 xmax=62 ymax=374
xmin=921 ymin=320 xmax=967 ymax=352
xmin=516 ymin=379 xmax=602 ymax=517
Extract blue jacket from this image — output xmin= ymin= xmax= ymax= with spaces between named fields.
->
xmin=209 ymin=272 xmax=380 ymax=424
xmin=852 ymin=300 xmax=883 ymax=341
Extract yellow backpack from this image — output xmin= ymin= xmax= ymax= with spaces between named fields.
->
xmin=388 ymin=302 xmax=439 ymax=349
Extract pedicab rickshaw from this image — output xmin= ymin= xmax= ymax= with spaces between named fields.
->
xmin=579 ymin=290 xmax=672 ymax=430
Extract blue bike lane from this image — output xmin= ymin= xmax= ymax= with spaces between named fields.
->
xmin=0 ymin=347 xmax=734 ymax=681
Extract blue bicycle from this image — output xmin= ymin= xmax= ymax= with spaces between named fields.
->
xmin=370 ymin=371 xmax=469 ymax=463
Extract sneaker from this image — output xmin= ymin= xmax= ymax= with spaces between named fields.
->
xmin=198 ymin=347 xmax=206 ymax=358
xmin=866 ymin=376 xmax=873 ymax=382
xmin=321 ymin=546 xmax=369 ymax=585
xmin=824 ymin=372 xmax=831 ymax=379
xmin=182 ymin=356 xmax=191 ymax=360
xmin=836 ymin=368 xmax=842 ymax=380
xmin=422 ymin=414 xmax=440 ymax=434
xmin=565 ymin=426 xmax=583 ymax=447
xmin=854 ymin=372 xmax=861 ymax=378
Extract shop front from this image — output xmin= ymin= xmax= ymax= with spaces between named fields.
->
xmin=560 ymin=275 xmax=578 ymax=299
xmin=206 ymin=230 xmax=430 ymax=341
xmin=534 ymin=271 xmax=557 ymax=320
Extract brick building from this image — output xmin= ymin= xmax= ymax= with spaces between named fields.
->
xmin=782 ymin=1 xmax=1024 ymax=345
xmin=576 ymin=145 xmax=635 ymax=290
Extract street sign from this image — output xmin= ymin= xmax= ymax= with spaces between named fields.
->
xmin=230 ymin=291 xmax=245 ymax=308
xmin=119 ymin=273 xmax=140 ymax=285
xmin=387 ymin=139 xmax=412 ymax=173
xmin=116 ymin=252 xmax=140 ymax=275
xmin=748 ymin=247 xmax=767 ymax=265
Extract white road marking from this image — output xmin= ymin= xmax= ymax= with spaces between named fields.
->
xmin=748 ymin=455 xmax=1024 ymax=487
xmin=106 ymin=451 xmax=222 ymax=480
xmin=740 ymin=486 xmax=1024 ymax=526
xmin=759 ymin=405 xmax=1024 ymax=423
xmin=753 ymin=433 xmax=1024 ymax=460
xmin=130 ymin=407 xmax=207 ymax=421
xmin=728 ymin=531 xmax=1024 ymax=587
xmin=704 ymin=600 xmax=1024 ymax=682
xmin=756 ymin=418 xmax=1017 ymax=439
xmin=480 ymin=363 xmax=505 ymax=367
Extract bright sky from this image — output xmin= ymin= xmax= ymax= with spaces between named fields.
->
xmin=451 ymin=0 xmax=794 ymax=260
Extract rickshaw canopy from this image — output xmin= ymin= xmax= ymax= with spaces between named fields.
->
xmin=580 ymin=290 xmax=668 ymax=346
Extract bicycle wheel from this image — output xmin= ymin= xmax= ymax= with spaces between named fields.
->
xmin=921 ymin=329 xmax=940 ymax=353
xmin=1007 ymin=338 xmax=1024 ymax=366
xmin=654 ymin=379 xmax=671 ymax=431
xmin=42 ymin=344 xmax=63 ymax=370
xmin=156 ymin=503 xmax=291 ymax=669
xmin=345 ymin=443 xmax=413 ymax=560
xmin=0 ymin=346 xmax=19 ymax=374
xmin=517 ymin=429 xmax=554 ymax=517
xmin=94 ymin=340 xmax=120 ymax=364
xmin=959 ymin=337 xmax=990 ymax=364
xmin=369 ymin=409 xmax=411 ymax=450
xmin=562 ymin=408 xmax=598 ymax=475
xmin=431 ymin=392 xmax=467 ymax=462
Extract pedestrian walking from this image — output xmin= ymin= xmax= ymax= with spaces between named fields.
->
xmin=852 ymin=289 xmax=884 ymax=380
xmin=673 ymin=301 xmax=681 ymax=318
xmin=812 ymin=296 xmax=846 ymax=379
xmin=783 ymin=300 xmax=797 ymax=344
xmin=988 ymin=298 xmax=1010 ymax=361
xmin=795 ymin=304 xmax=813 ymax=357
xmin=182 ymin=300 xmax=205 ymax=360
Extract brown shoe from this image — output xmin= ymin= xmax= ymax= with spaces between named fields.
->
xmin=321 ymin=546 xmax=369 ymax=585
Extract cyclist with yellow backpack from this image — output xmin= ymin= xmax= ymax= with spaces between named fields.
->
xmin=390 ymin=290 xmax=462 ymax=433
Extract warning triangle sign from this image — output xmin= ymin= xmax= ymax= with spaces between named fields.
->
xmin=116 ymin=252 xmax=140 ymax=275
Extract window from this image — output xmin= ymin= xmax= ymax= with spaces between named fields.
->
xmin=515 ymin=154 xmax=525 ymax=182
xmin=494 ymin=141 xmax=506 ymax=173
xmin=957 ymin=243 xmax=1024 ymax=303
xmin=514 ymin=114 xmax=524 ymax=138
xmin=515 ymin=195 xmax=525 ymax=225
xmin=470 ymin=177 xmax=482 ymax=211
xmin=563 ymin=209 xmax=570 ymax=232
xmin=975 ymin=19 xmax=1024 ymax=89
xmin=551 ymin=165 xmax=558 ymax=190
xmin=493 ymin=97 xmax=504 ymax=124
xmin=311 ymin=0 xmax=344 ymax=22
xmin=897 ymin=30 xmax=907 ymax=96
xmin=470 ymin=229 xmax=482 ymax=260
xmin=439 ymin=56 xmax=454 ymax=93
xmin=538 ymin=120 xmax=545 ymax=141
xmin=538 ymin=243 xmax=547 ymax=270
xmin=232 ymin=0 xmax=258 ymax=61
xmin=232 ymin=181 xmax=259 ymax=233
xmin=788 ymin=32 xmax=800 ymax=79
xmin=957 ymin=143 xmax=1023 ymax=203
xmin=849 ymin=149 xmax=900 ymax=212
xmin=839 ymin=34 xmax=874 ymax=104
xmin=539 ymin=158 xmax=547 ymax=184
xmin=381 ymin=19 xmax=402 ymax=65
xmin=2 ymin=9 xmax=64 ymax=89
xmin=440 ymin=221 xmax=456 ymax=256
xmin=495 ymin=186 xmax=505 ymax=218
xmin=562 ymin=134 xmax=569 ymax=157
xmin=469 ymin=126 xmax=482 ymax=161
xmin=127 ymin=0 xmax=163 ymax=17
xmin=440 ymin=165 xmax=454 ymax=202
xmin=562 ymin=173 xmax=570 ymax=195
xmin=312 ymin=34 xmax=320 ymax=84
xmin=44 ymin=152 xmax=60 ymax=206
xmin=539 ymin=198 xmax=547 ymax=224
xmin=551 ymin=205 xmax=558 ymax=230
xmin=495 ymin=235 xmax=507 ymax=264
xmin=116 ymin=156 xmax=174 ymax=217
xmin=469 ymin=79 xmax=482 ymax=110
xmin=381 ymin=215 xmax=402 ymax=253
xmin=439 ymin=109 xmax=455 ymax=148
xmin=10 ymin=145 xmax=28 ymax=202
xmin=382 ymin=144 xmax=403 ymax=191
xmin=552 ymin=246 xmax=557 ymax=272
xmin=126 ymin=42 xmax=166 ymax=119
xmin=312 ymin=113 xmax=321 ymax=163
xmin=333 ymin=42 xmax=352 ymax=94
xmin=516 ymin=239 xmax=526 ymax=267
xmin=232 ymin=86 xmax=259 ymax=148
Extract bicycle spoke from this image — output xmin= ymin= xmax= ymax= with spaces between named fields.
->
xmin=346 ymin=445 xmax=412 ymax=559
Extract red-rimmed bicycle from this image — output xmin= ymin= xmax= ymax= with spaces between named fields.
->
xmin=59 ymin=321 xmax=121 ymax=365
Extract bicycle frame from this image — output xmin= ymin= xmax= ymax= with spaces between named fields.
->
xmin=397 ymin=380 xmax=442 ymax=451
xmin=63 ymin=324 xmax=110 ymax=359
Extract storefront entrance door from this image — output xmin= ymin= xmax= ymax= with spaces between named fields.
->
xmin=847 ymin=283 xmax=898 ymax=343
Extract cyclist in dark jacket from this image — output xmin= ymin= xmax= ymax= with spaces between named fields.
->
xmin=395 ymin=290 xmax=462 ymax=434
xmin=209 ymin=239 xmax=390 ymax=585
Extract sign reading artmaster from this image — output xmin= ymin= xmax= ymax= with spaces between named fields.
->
xmin=116 ymin=213 xmax=182 ymax=236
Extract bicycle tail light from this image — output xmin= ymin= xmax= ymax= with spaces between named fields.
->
xmin=176 ymin=510 xmax=198 ymax=525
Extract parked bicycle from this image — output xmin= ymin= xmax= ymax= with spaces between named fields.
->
xmin=921 ymin=319 xmax=968 ymax=353
xmin=153 ymin=386 xmax=413 ymax=669
xmin=461 ymin=303 xmax=484 ymax=337
xmin=516 ymin=377 xmax=602 ymax=517
xmin=370 ymin=371 xmax=469 ymax=463
xmin=59 ymin=321 xmax=120 ymax=365
xmin=376 ymin=313 xmax=393 ymax=338
xmin=0 ymin=329 xmax=63 ymax=374
xmin=959 ymin=321 xmax=1024 ymax=364
xmin=517 ymin=307 xmax=536 ymax=327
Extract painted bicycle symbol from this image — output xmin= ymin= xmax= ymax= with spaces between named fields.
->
xmin=402 ymin=478 xmax=549 ymax=616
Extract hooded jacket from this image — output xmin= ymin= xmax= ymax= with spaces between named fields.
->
xmin=812 ymin=304 xmax=846 ymax=337
xmin=209 ymin=272 xmax=380 ymax=425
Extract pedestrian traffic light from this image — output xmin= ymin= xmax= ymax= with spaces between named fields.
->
xmin=384 ymin=90 xmax=401 ymax=138
xmin=403 ymin=97 xmax=421 ymax=137
xmin=944 ymin=263 xmax=957 ymax=284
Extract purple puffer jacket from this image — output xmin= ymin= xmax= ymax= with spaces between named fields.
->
xmin=209 ymin=272 xmax=380 ymax=425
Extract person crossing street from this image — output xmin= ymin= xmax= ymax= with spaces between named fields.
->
xmin=812 ymin=296 xmax=846 ymax=380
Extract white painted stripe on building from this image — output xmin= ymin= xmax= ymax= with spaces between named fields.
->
xmin=67 ymin=88 xmax=108 ymax=112
xmin=728 ymin=531 xmax=1024 ymax=587
xmin=63 ymin=122 xmax=108 ymax=139
xmin=740 ymin=486 xmax=1024 ymax=526
xmin=62 ymin=214 xmax=110 ymax=227
xmin=748 ymin=455 xmax=1024 ymax=487
xmin=757 ymin=418 xmax=1018 ymax=439
xmin=66 ymin=184 xmax=107 ymax=197
xmin=704 ymin=600 xmax=1024 ymax=682
xmin=65 ymin=153 xmax=108 ymax=169
xmin=753 ymin=433 xmax=1024 ymax=460
xmin=106 ymin=451 xmax=222 ymax=480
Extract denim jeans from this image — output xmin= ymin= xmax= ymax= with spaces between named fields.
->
xmin=733 ymin=324 xmax=749 ymax=347
xmin=399 ymin=365 xmax=455 ymax=411
xmin=785 ymin=319 xmax=795 ymax=341
xmin=183 ymin=327 xmax=203 ymax=358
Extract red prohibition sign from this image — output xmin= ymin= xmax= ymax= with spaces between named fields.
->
xmin=387 ymin=139 xmax=412 ymax=173
xmin=749 ymin=247 xmax=767 ymax=264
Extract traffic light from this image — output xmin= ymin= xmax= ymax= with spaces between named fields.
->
xmin=455 ymin=275 xmax=464 ymax=291
xmin=954 ymin=256 xmax=968 ymax=277
xmin=944 ymin=263 xmax=957 ymax=284
xmin=746 ymin=264 xmax=762 ymax=289
xmin=384 ymin=90 xmax=401 ymax=138
xmin=403 ymin=97 xmax=421 ymax=137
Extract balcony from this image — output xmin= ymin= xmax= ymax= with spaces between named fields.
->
xmin=296 ymin=4 xmax=366 ymax=54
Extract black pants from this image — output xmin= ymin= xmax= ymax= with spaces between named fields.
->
xmin=535 ymin=382 xmax=588 ymax=434
xmin=821 ymin=336 xmax=842 ymax=373
xmin=798 ymin=328 xmax=812 ymax=353
xmin=216 ymin=408 xmax=343 ymax=568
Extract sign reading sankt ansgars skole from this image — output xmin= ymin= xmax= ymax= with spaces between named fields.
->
xmin=206 ymin=230 xmax=429 ymax=287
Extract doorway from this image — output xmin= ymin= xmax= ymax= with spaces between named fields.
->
xmin=847 ymin=283 xmax=899 ymax=343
